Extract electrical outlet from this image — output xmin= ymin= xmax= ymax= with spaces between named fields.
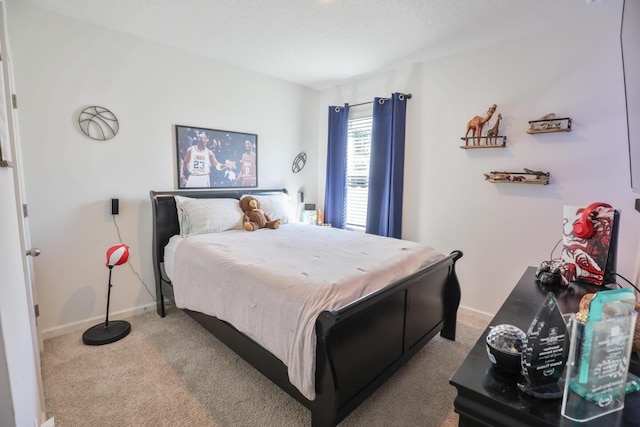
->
xmin=111 ymin=198 xmax=119 ymax=215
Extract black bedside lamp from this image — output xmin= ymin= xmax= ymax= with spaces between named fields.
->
xmin=82 ymin=244 xmax=132 ymax=345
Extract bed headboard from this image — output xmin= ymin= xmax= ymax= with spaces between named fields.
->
xmin=150 ymin=188 xmax=288 ymax=268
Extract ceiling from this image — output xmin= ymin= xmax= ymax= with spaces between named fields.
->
xmin=18 ymin=0 xmax=605 ymax=90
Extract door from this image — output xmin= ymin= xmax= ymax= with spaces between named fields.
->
xmin=0 ymin=0 xmax=46 ymax=423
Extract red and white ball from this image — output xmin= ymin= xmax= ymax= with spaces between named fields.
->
xmin=106 ymin=244 xmax=130 ymax=267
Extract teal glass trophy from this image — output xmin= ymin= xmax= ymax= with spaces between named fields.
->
xmin=561 ymin=289 xmax=637 ymax=422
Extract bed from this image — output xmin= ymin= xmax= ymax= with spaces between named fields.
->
xmin=150 ymin=188 xmax=463 ymax=427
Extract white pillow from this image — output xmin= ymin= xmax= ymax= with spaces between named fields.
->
xmin=174 ymin=196 xmax=191 ymax=235
xmin=174 ymin=196 xmax=243 ymax=236
xmin=243 ymin=193 xmax=294 ymax=224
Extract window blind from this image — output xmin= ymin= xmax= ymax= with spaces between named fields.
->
xmin=346 ymin=116 xmax=372 ymax=228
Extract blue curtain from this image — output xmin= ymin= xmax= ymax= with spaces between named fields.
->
xmin=365 ymin=93 xmax=408 ymax=238
xmin=324 ymin=103 xmax=349 ymax=228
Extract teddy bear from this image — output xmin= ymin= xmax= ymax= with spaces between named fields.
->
xmin=239 ymin=196 xmax=281 ymax=231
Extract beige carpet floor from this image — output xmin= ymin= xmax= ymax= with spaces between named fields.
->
xmin=42 ymin=307 xmax=488 ymax=426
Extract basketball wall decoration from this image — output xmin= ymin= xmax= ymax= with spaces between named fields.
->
xmin=292 ymin=152 xmax=307 ymax=173
xmin=78 ymin=106 xmax=119 ymax=140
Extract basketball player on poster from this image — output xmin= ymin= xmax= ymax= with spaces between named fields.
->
xmin=235 ymin=140 xmax=257 ymax=187
xmin=181 ymin=132 xmax=234 ymax=188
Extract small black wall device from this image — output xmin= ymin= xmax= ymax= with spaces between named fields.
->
xmin=111 ymin=198 xmax=119 ymax=215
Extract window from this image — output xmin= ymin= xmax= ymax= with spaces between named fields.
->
xmin=346 ymin=115 xmax=372 ymax=229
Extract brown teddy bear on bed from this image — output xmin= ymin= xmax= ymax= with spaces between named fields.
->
xmin=239 ymin=196 xmax=281 ymax=231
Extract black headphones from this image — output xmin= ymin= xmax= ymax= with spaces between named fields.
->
xmin=572 ymin=202 xmax=612 ymax=239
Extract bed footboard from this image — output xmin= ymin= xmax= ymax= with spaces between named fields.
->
xmin=312 ymin=250 xmax=462 ymax=427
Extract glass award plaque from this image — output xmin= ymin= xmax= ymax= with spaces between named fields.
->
xmin=561 ymin=289 xmax=637 ymax=422
xmin=518 ymin=292 xmax=569 ymax=399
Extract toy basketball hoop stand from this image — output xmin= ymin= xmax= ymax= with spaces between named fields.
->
xmin=82 ymin=244 xmax=132 ymax=346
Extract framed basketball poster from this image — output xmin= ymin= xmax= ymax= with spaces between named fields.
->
xmin=175 ymin=125 xmax=257 ymax=189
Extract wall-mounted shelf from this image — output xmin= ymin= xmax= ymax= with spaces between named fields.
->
xmin=459 ymin=136 xmax=506 ymax=149
xmin=484 ymin=168 xmax=550 ymax=185
xmin=527 ymin=117 xmax=572 ymax=134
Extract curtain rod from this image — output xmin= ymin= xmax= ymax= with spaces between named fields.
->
xmin=349 ymin=93 xmax=412 ymax=108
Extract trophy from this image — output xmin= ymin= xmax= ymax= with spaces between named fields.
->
xmin=518 ymin=293 xmax=569 ymax=399
xmin=561 ymin=289 xmax=637 ymax=422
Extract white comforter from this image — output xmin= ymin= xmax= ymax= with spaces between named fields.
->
xmin=171 ymin=223 xmax=444 ymax=400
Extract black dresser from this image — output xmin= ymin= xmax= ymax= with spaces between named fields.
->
xmin=449 ymin=267 xmax=640 ymax=426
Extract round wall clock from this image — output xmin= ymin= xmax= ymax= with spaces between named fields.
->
xmin=292 ymin=152 xmax=307 ymax=173
xmin=78 ymin=106 xmax=119 ymax=140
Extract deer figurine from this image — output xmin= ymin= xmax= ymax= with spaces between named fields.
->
xmin=485 ymin=113 xmax=502 ymax=145
xmin=465 ymin=104 xmax=497 ymax=146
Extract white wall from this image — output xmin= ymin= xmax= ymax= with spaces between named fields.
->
xmin=319 ymin=0 xmax=640 ymax=316
xmin=7 ymin=0 xmax=640 ymax=336
xmin=7 ymin=2 xmax=319 ymax=336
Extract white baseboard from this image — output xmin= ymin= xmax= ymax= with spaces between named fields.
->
xmin=458 ymin=304 xmax=493 ymax=323
xmin=42 ymin=302 xmax=489 ymax=339
xmin=41 ymin=303 xmax=157 ymax=340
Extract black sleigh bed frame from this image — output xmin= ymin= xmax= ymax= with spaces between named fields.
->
xmin=150 ymin=189 xmax=463 ymax=427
